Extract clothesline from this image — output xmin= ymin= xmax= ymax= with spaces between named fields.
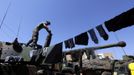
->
xmin=45 ymin=7 xmax=134 ymax=63
xmin=54 ymin=7 xmax=134 ymax=49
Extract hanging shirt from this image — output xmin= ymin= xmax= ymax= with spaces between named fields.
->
xmin=74 ymin=32 xmax=89 ymax=45
xmin=88 ymin=29 xmax=99 ymax=44
xmin=44 ymin=42 xmax=63 ymax=64
xmin=96 ymin=24 xmax=109 ymax=40
xmin=64 ymin=38 xmax=75 ymax=49
xmin=105 ymin=7 xmax=134 ymax=32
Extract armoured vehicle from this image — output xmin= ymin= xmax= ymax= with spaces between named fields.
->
xmin=0 ymin=39 xmax=134 ymax=75
xmin=0 ymin=6 xmax=134 ymax=75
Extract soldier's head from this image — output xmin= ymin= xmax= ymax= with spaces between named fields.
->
xmin=45 ymin=21 xmax=51 ymax=26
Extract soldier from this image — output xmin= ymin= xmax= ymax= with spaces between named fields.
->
xmin=12 ymin=38 xmax=23 ymax=53
xmin=26 ymin=21 xmax=52 ymax=47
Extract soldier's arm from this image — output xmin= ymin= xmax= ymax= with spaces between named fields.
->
xmin=46 ymin=28 xmax=52 ymax=36
xmin=44 ymin=28 xmax=52 ymax=47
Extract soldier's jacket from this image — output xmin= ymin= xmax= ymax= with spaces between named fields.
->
xmin=35 ymin=23 xmax=47 ymax=31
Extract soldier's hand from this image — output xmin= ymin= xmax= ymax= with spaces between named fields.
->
xmin=44 ymin=25 xmax=49 ymax=29
xmin=47 ymin=29 xmax=52 ymax=36
xmin=47 ymin=29 xmax=51 ymax=32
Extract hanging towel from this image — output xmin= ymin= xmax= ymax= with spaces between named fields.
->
xmin=44 ymin=42 xmax=63 ymax=64
xmin=75 ymin=32 xmax=89 ymax=45
xmin=105 ymin=7 xmax=134 ymax=32
xmin=88 ymin=29 xmax=99 ymax=44
xmin=96 ymin=24 xmax=109 ymax=40
xmin=64 ymin=38 xmax=75 ymax=49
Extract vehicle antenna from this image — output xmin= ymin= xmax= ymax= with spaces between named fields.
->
xmin=16 ymin=17 xmax=22 ymax=38
xmin=0 ymin=1 xmax=12 ymax=29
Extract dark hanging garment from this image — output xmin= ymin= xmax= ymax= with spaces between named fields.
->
xmin=96 ymin=25 xmax=109 ymax=40
xmin=64 ymin=38 xmax=75 ymax=49
xmin=44 ymin=42 xmax=63 ymax=64
xmin=75 ymin=32 xmax=89 ymax=45
xmin=105 ymin=7 xmax=134 ymax=32
xmin=88 ymin=29 xmax=99 ymax=44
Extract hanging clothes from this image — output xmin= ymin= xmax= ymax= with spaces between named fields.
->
xmin=105 ymin=7 xmax=134 ymax=32
xmin=64 ymin=38 xmax=75 ymax=49
xmin=74 ymin=32 xmax=89 ymax=45
xmin=44 ymin=42 xmax=63 ymax=64
xmin=96 ymin=24 xmax=109 ymax=40
xmin=88 ymin=29 xmax=99 ymax=44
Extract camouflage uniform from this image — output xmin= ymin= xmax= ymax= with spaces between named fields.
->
xmin=26 ymin=23 xmax=51 ymax=47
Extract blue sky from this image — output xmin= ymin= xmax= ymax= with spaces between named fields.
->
xmin=0 ymin=0 xmax=134 ymax=59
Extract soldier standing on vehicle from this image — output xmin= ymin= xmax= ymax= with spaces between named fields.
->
xmin=26 ymin=21 xmax=52 ymax=47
